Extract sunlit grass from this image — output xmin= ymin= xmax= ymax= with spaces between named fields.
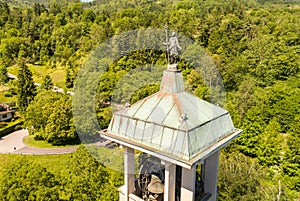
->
xmin=23 ymin=135 xmax=79 ymax=148
xmin=0 ymin=154 xmax=71 ymax=178
xmin=7 ymin=64 xmax=66 ymax=88
xmin=0 ymin=146 xmax=124 ymax=178
xmin=0 ymin=92 xmax=17 ymax=103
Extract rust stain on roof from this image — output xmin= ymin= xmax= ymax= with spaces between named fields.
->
xmin=172 ymin=94 xmax=182 ymax=115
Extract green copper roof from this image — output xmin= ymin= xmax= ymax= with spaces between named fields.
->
xmin=101 ymin=67 xmax=241 ymax=168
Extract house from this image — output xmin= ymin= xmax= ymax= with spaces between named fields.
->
xmin=0 ymin=103 xmax=14 ymax=122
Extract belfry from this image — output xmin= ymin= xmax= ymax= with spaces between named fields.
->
xmin=100 ymin=31 xmax=242 ymax=201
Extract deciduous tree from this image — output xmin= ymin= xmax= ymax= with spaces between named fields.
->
xmin=0 ymin=158 xmax=60 ymax=201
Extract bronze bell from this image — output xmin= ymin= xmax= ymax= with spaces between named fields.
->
xmin=147 ymin=175 xmax=164 ymax=194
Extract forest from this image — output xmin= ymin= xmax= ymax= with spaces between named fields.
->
xmin=0 ymin=0 xmax=299 ymax=200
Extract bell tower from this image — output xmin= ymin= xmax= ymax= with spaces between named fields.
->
xmin=100 ymin=28 xmax=241 ymax=201
xmin=100 ymin=64 xmax=242 ymax=201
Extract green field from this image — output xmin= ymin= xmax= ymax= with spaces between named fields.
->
xmin=23 ymin=135 xmax=79 ymax=148
xmin=0 ymin=146 xmax=124 ymax=178
xmin=0 ymin=92 xmax=17 ymax=103
xmin=7 ymin=64 xmax=66 ymax=88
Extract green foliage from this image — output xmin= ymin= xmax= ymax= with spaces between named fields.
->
xmin=0 ymin=118 xmax=23 ymax=138
xmin=257 ymin=119 xmax=283 ymax=166
xmin=44 ymin=96 xmax=77 ymax=145
xmin=17 ymin=61 xmax=37 ymax=114
xmin=218 ymin=153 xmax=263 ymax=201
xmin=0 ymin=0 xmax=299 ymax=199
xmin=23 ymin=135 xmax=76 ymax=148
xmin=65 ymin=146 xmax=119 ymax=200
xmin=130 ymin=84 xmax=160 ymax=104
xmin=96 ymin=106 xmax=112 ymax=129
xmin=42 ymin=74 xmax=53 ymax=90
xmin=0 ymin=151 xmax=123 ymax=201
xmin=0 ymin=60 xmax=8 ymax=84
xmin=0 ymin=158 xmax=60 ymax=201
xmin=186 ymin=69 xmax=210 ymax=101
xmin=283 ymin=114 xmax=300 ymax=191
xmin=24 ymin=91 xmax=78 ymax=145
xmin=218 ymin=152 xmax=291 ymax=200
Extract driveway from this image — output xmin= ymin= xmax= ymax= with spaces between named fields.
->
xmin=0 ymin=129 xmax=77 ymax=155
xmin=0 ymin=129 xmax=28 ymax=153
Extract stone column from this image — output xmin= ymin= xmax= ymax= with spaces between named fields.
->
xmin=164 ymin=161 xmax=176 ymax=201
xmin=124 ymin=146 xmax=135 ymax=201
xmin=202 ymin=150 xmax=220 ymax=201
xmin=180 ymin=165 xmax=196 ymax=201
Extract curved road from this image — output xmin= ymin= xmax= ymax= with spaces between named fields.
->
xmin=0 ymin=129 xmax=77 ymax=155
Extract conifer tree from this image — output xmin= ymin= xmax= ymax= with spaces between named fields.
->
xmin=17 ymin=61 xmax=37 ymax=114
xmin=42 ymin=74 xmax=53 ymax=90
xmin=0 ymin=60 xmax=8 ymax=85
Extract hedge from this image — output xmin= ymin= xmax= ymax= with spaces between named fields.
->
xmin=0 ymin=119 xmax=23 ymax=138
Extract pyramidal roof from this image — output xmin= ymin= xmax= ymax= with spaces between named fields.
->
xmin=101 ymin=65 xmax=241 ymax=168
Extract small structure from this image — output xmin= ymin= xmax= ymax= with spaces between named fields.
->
xmin=100 ymin=32 xmax=242 ymax=201
xmin=0 ymin=103 xmax=14 ymax=122
xmin=164 ymin=31 xmax=181 ymax=64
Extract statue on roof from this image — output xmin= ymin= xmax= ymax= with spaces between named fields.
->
xmin=164 ymin=25 xmax=181 ymax=65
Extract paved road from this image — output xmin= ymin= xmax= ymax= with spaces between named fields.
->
xmin=0 ymin=129 xmax=77 ymax=155
xmin=13 ymin=146 xmax=77 ymax=155
xmin=0 ymin=129 xmax=27 ymax=153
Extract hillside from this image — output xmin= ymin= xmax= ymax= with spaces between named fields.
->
xmin=0 ymin=0 xmax=299 ymax=200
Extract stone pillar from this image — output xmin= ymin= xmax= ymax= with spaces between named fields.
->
xmin=164 ymin=161 xmax=176 ymax=201
xmin=124 ymin=146 xmax=135 ymax=201
xmin=180 ymin=165 xmax=196 ymax=201
xmin=202 ymin=150 xmax=220 ymax=201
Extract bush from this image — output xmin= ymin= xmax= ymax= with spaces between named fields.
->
xmin=0 ymin=119 xmax=23 ymax=138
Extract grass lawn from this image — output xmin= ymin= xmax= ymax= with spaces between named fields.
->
xmin=0 ymin=154 xmax=71 ymax=178
xmin=0 ymin=146 xmax=124 ymax=178
xmin=23 ymin=135 xmax=79 ymax=148
xmin=0 ymin=92 xmax=17 ymax=103
xmin=7 ymin=64 xmax=66 ymax=88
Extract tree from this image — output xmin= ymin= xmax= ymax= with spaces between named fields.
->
xmin=0 ymin=2 xmax=10 ymax=27
xmin=185 ymin=69 xmax=210 ymax=101
xmin=96 ymin=106 xmax=112 ymax=129
xmin=257 ymin=118 xmax=283 ymax=167
xmin=283 ymin=114 xmax=300 ymax=192
xmin=65 ymin=65 xmax=76 ymax=88
xmin=218 ymin=152 xmax=264 ymax=201
xmin=17 ymin=61 xmax=36 ymax=114
xmin=0 ymin=60 xmax=8 ymax=84
xmin=129 ymin=84 xmax=160 ymax=104
xmin=24 ymin=91 xmax=78 ymax=145
xmin=42 ymin=74 xmax=53 ymax=90
xmin=65 ymin=146 xmax=119 ymax=200
xmin=44 ymin=95 xmax=77 ymax=145
xmin=0 ymin=158 xmax=60 ymax=201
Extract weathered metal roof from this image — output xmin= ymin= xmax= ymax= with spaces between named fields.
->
xmin=101 ymin=67 xmax=241 ymax=168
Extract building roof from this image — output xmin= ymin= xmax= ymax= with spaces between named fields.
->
xmin=101 ymin=65 xmax=241 ymax=168
xmin=0 ymin=103 xmax=14 ymax=115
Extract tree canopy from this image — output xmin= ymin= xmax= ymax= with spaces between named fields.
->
xmin=24 ymin=91 xmax=78 ymax=145
xmin=0 ymin=158 xmax=60 ymax=201
xmin=0 ymin=0 xmax=299 ymax=199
